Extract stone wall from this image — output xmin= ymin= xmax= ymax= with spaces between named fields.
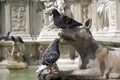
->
xmin=0 ymin=0 xmax=120 ymax=64
xmin=91 ymin=0 xmax=120 ymax=46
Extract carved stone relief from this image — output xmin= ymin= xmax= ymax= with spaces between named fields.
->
xmin=69 ymin=0 xmax=82 ymax=22
xmin=10 ymin=5 xmax=26 ymax=32
xmin=109 ymin=1 xmax=116 ymax=27
xmin=80 ymin=0 xmax=92 ymax=22
xmin=97 ymin=0 xmax=112 ymax=31
xmin=40 ymin=0 xmax=66 ymax=31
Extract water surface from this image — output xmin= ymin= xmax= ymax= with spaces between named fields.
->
xmin=0 ymin=66 xmax=38 ymax=80
xmin=0 ymin=59 xmax=79 ymax=80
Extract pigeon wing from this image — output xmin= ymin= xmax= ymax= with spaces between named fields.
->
xmin=62 ymin=15 xmax=83 ymax=28
xmin=42 ymin=51 xmax=60 ymax=66
xmin=62 ymin=15 xmax=72 ymax=24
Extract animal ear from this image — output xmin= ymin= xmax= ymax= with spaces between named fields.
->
xmin=84 ymin=18 xmax=92 ymax=30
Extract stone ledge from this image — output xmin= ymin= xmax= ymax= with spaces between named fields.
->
xmin=0 ymin=60 xmax=28 ymax=70
xmin=38 ymin=71 xmax=104 ymax=80
xmin=93 ymin=32 xmax=120 ymax=47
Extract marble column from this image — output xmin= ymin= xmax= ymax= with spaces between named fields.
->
xmin=69 ymin=0 xmax=91 ymax=23
xmin=116 ymin=0 xmax=120 ymax=31
xmin=79 ymin=0 xmax=92 ymax=22
xmin=70 ymin=0 xmax=82 ymax=22
xmin=91 ymin=0 xmax=98 ymax=32
xmin=108 ymin=0 xmax=116 ymax=32
xmin=5 ymin=3 xmax=11 ymax=33
xmin=109 ymin=0 xmax=120 ymax=32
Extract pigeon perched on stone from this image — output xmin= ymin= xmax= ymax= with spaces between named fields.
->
xmin=10 ymin=36 xmax=24 ymax=43
xmin=52 ymin=9 xmax=83 ymax=29
xmin=36 ymin=38 xmax=60 ymax=78
xmin=0 ymin=31 xmax=11 ymax=41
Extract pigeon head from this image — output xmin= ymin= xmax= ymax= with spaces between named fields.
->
xmin=11 ymin=36 xmax=16 ymax=42
xmin=52 ymin=9 xmax=60 ymax=16
xmin=16 ymin=36 xmax=24 ymax=43
xmin=4 ymin=31 xmax=11 ymax=37
xmin=8 ymin=31 xmax=11 ymax=35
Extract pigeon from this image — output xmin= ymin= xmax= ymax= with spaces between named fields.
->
xmin=52 ymin=9 xmax=83 ymax=29
xmin=0 ymin=31 xmax=11 ymax=41
xmin=10 ymin=36 xmax=27 ymax=64
xmin=36 ymin=38 xmax=60 ymax=77
xmin=10 ymin=36 xmax=24 ymax=43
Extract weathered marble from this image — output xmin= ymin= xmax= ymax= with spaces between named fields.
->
xmin=0 ymin=60 xmax=28 ymax=70
xmin=96 ymin=47 xmax=120 ymax=79
xmin=0 ymin=41 xmax=28 ymax=69
xmin=0 ymin=0 xmax=120 ymax=79
xmin=58 ymin=18 xmax=120 ymax=79
xmin=91 ymin=0 xmax=120 ymax=46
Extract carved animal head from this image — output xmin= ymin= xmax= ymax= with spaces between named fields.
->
xmin=59 ymin=18 xmax=99 ymax=69
xmin=59 ymin=18 xmax=93 ymax=45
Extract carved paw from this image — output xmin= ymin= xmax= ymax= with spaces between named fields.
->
xmin=80 ymin=64 xmax=86 ymax=69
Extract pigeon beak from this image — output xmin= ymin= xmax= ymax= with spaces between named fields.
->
xmin=58 ymin=29 xmax=62 ymax=33
xmin=59 ymin=29 xmax=64 ymax=33
xmin=50 ymin=13 xmax=53 ymax=16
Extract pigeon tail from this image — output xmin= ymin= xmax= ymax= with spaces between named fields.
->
xmin=36 ymin=65 xmax=47 ymax=73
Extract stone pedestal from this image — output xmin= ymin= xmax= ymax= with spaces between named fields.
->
xmin=0 ymin=41 xmax=28 ymax=70
xmin=0 ymin=60 xmax=28 ymax=70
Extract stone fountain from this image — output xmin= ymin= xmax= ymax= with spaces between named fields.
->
xmin=0 ymin=41 xmax=28 ymax=70
xmin=0 ymin=0 xmax=120 ymax=80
